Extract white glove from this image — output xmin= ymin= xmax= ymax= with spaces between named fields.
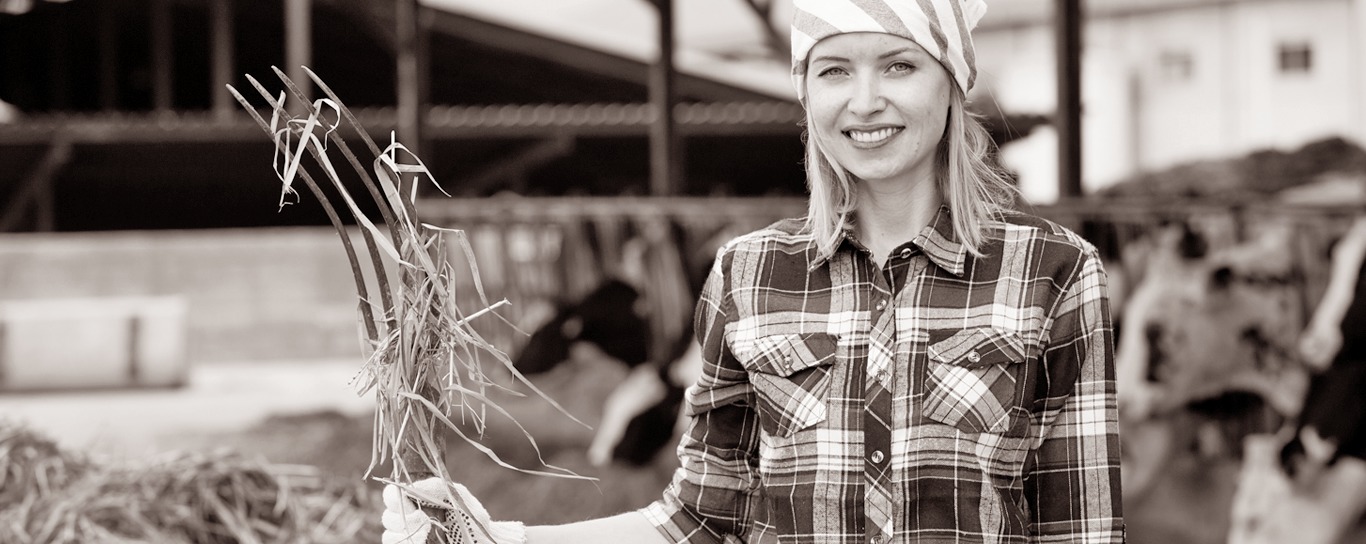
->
xmin=381 ymin=477 xmax=527 ymax=544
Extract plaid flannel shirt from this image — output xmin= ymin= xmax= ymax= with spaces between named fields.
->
xmin=641 ymin=207 xmax=1123 ymax=543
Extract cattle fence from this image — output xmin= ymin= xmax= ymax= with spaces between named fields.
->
xmin=419 ymin=196 xmax=1364 ymax=365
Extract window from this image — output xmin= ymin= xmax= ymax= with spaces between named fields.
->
xmin=1159 ymin=51 xmax=1194 ymax=82
xmin=1279 ymin=42 xmax=1313 ymax=74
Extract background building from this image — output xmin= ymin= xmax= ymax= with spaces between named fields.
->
xmin=976 ymin=0 xmax=1366 ymax=202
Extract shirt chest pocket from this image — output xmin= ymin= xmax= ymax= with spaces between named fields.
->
xmin=924 ymin=327 xmax=1029 ymax=435
xmin=740 ymin=333 xmax=839 ymax=438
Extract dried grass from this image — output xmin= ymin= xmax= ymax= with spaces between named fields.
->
xmin=227 ymin=67 xmax=590 ymax=540
xmin=0 ymin=422 xmax=381 ymax=544
xmin=0 ymin=421 xmax=88 ymax=515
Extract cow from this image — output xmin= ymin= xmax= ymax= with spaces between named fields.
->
xmin=583 ymin=333 xmax=702 ymax=467
xmin=512 ymin=278 xmax=651 ymax=377
xmin=1112 ymin=220 xmax=1311 ymax=502
xmin=511 ymin=220 xmax=729 ymax=466
xmin=1230 ymin=215 xmax=1366 ymax=544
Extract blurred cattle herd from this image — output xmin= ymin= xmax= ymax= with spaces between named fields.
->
xmin=457 ymin=198 xmax=1351 ymax=473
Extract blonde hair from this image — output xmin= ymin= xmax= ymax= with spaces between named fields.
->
xmin=801 ymin=85 xmax=1017 ymax=259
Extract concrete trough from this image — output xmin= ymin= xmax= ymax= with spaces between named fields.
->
xmin=0 ymin=296 xmax=189 ymax=392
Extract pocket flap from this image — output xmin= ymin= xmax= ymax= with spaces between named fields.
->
xmin=928 ymin=328 xmax=1025 ymax=369
xmin=744 ymin=333 xmax=838 ymax=377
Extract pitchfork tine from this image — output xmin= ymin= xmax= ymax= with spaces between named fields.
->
xmin=301 ymin=65 xmax=423 ymax=227
xmin=270 ymin=66 xmax=405 ymax=238
xmin=242 ymin=74 xmax=400 ymax=332
xmin=225 ymin=84 xmax=383 ymax=346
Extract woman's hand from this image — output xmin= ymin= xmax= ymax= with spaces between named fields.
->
xmin=381 ymin=478 xmax=526 ymax=544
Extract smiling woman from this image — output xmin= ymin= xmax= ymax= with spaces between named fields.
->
xmin=380 ymin=2 xmax=1124 ymax=543
xmin=806 ymin=34 xmax=951 ymax=190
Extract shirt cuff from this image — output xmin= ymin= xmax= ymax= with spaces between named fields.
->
xmin=638 ymin=499 xmax=718 ymax=544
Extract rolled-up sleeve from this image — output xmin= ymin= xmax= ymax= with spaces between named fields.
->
xmin=640 ymin=247 xmax=763 ymax=543
xmin=1027 ymin=251 xmax=1125 ymax=543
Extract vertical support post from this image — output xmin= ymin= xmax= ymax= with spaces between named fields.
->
xmin=649 ymin=0 xmax=679 ymax=196
xmin=1055 ymin=0 xmax=1083 ymax=199
xmin=396 ymin=0 xmax=429 ymax=161
xmin=127 ymin=315 xmax=142 ymax=384
xmin=98 ymin=1 xmax=120 ymax=111
xmin=151 ymin=0 xmax=175 ymax=112
xmin=49 ymin=11 xmax=70 ymax=110
xmin=1 ymin=24 xmax=15 ymax=108
xmin=211 ymin=0 xmax=236 ymax=120
xmin=34 ymin=179 xmax=54 ymax=232
xmin=285 ymin=0 xmax=312 ymax=103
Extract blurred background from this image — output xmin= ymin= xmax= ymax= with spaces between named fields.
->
xmin=1 ymin=0 xmax=1365 ymax=542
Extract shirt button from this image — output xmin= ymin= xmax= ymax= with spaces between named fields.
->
xmin=876 ymin=370 xmax=888 ymax=382
xmin=870 ymin=450 xmax=885 ymax=464
xmin=899 ymin=247 xmax=913 ymax=259
xmin=875 ymin=299 xmax=887 ymax=311
xmin=967 ymin=350 xmax=982 ymax=363
xmin=871 ymin=536 xmax=883 ymax=544
xmin=783 ymin=355 xmax=793 ymax=371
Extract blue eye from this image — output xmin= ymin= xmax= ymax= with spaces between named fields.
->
xmin=888 ymin=61 xmax=915 ymax=73
xmin=817 ymin=66 xmax=849 ymax=77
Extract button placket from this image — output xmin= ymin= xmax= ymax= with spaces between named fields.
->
xmin=861 ymin=247 xmax=907 ymax=544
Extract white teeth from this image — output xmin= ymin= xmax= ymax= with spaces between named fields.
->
xmin=847 ymin=127 xmax=900 ymax=143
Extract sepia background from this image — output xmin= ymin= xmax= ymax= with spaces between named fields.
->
xmin=1 ymin=0 xmax=1364 ymax=542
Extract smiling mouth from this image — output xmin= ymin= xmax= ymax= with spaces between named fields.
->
xmin=844 ymin=127 xmax=903 ymax=144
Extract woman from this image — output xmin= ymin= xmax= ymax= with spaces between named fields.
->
xmin=382 ymin=1 xmax=1123 ymax=542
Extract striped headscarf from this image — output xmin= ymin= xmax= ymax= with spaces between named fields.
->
xmin=791 ymin=0 xmax=988 ymax=100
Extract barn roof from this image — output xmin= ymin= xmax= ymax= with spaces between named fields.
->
xmin=421 ymin=0 xmax=794 ymax=101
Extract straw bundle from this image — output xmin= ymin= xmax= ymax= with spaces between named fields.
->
xmin=0 ymin=422 xmax=88 ymax=514
xmin=227 ymin=68 xmax=587 ymax=541
xmin=0 ymin=422 xmax=381 ymax=544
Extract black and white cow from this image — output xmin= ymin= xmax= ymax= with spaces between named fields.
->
xmin=512 ymin=279 xmax=652 ymax=377
xmin=511 ymin=222 xmax=727 ymax=466
xmin=1113 ymin=221 xmax=1311 ymax=501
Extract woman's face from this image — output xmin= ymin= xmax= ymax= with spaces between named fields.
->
xmin=806 ymin=32 xmax=952 ymax=187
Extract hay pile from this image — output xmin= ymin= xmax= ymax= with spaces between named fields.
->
xmin=0 ymin=422 xmax=381 ymax=544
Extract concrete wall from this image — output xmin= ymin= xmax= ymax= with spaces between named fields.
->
xmin=0 ymin=228 xmax=366 ymax=363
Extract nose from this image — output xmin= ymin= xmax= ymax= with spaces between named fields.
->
xmin=847 ymin=73 xmax=886 ymax=117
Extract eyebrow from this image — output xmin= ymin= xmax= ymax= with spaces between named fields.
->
xmin=878 ymin=47 xmax=919 ymax=60
xmin=811 ymin=47 xmax=923 ymax=64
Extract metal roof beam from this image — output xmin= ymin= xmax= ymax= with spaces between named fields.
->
xmin=0 ymin=102 xmax=804 ymax=145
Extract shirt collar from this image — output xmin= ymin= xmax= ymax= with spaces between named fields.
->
xmin=809 ymin=205 xmax=968 ymax=277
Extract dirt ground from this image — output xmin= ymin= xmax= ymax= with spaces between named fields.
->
xmin=18 ymin=355 xmax=1363 ymax=542
xmin=159 ymin=358 xmax=1261 ymax=543
xmin=163 ymin=356 xmax=678 ymax=526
